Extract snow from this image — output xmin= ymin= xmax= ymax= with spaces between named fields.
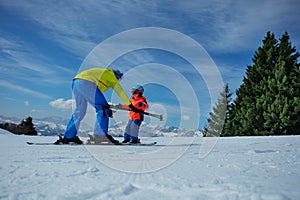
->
xmin=0 ymin=128 xmax=299 ymax=200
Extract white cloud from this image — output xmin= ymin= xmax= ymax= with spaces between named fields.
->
xmin=24 ymin=101 xmax=30 ymax=107
xmin=169 ymin=0 xmax=300 ymax=52
xmin=0 ymin=35 xmax=55 ymax=74
xmin=0 ymin=37 xmax=21 ymax=49
xmin=49 ymin=98 xmax=74 ymax=111
xmin=1 ymin=1 xmax=105 ymax=57
xmin=183 ymin=115 xmax=190 ymax=121
xmin=31 ymin=109 xmax=45 ymax=113
xmin=0 ymin=80 xmax=52 ymax=99
xmin=2 ymin=0 xmax=299 ymax=55
xmin=0 ymin=34 xmax=75 ymax=87
xmin=210 ymin=0 xmax=300 ymax=52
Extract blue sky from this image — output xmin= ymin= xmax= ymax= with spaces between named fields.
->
xmin=1 ymin=0 xmax=299 ymax=130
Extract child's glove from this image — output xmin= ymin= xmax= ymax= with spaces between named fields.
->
xmin=129 ymin=104 xmax=142 ymax=113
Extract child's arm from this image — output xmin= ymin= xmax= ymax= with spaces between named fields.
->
xmin=122 ymin=104 xmax=130 ymax=110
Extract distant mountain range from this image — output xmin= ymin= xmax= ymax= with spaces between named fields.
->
xmin=0 ymin=115 xmax=202 ymax=137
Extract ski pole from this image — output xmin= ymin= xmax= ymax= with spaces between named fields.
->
xmin=109 ymin=104 xmax=163 ymax=121
xmin=142 ymin=111 xmax=163 ymax=121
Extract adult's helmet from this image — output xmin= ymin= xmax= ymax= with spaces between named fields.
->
xmin=113 ymin=69 xmax=123 ymax=79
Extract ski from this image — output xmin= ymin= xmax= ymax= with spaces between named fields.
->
xmin=26 ymin=141 xmax=157 ymax=146
xmin=86 ymin=141 xmax=157 ymax=146
xmin=123 ymin=141 xmax=157 ymax=146
xmin=26 ymin=142 xmax=81 ymax=145
xmin=86 ymin=134 xmax=157 ymax=146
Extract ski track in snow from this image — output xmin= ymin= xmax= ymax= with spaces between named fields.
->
xmin=0 ymin=129 xmax=299 ymax=200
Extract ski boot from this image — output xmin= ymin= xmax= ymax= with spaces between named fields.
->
xmin=54 ymin=136 xmax=83 ymax=144
xmin=88 ymin=134 xmax=119 ymax=144
xmin=122 ymin=138 xmax=130 ymax=143
xmin=130 ymin=138 xmax=141 ymax=144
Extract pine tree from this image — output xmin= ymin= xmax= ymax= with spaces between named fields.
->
xmin=227 ymin=32 xmax=300 ymax=136
xmin=227 ymin=32 xmax=278 ymax=136
xmin=263 ymin=32 xmax=300 ymax=134
xmin=221 ymin=85 xmax=234 ymax=136
xmin=203 ymin=83 xmax=232 ymax=137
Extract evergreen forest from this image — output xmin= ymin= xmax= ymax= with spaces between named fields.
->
xmin=204 ymin=32 xmax=300 ymax=136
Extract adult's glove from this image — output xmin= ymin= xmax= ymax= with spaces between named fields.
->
xmin=128 ymin=104 xmax=142 ymax=113
xmin=108 ymin=109 xmax=113 ymax=118
xmin=102 ymin=104 xmax=113 ymax=118
xmin=103 ymin=104 xmax=111 ymax=109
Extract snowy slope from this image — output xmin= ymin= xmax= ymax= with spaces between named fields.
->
xmin=0 ymin=129 xmax=299 ymax=200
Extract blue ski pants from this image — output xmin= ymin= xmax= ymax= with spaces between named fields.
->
xmin=64 ymin=79 xmax=110 ymax=139
xmin=123 ymin=120 xmax=142 ymax=141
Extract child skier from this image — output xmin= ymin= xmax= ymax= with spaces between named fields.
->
xmin=122 ymin=85 xmax=149 ymax=144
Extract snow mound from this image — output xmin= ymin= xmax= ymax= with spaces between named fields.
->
xmin=0 ymin=133 xmax=299 ymax=199
xmin=0 ymin=128 xmax=12 ymax=135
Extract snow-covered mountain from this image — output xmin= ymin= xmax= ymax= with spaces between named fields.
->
xmin=109 ymin=121 xmax=201 ymax=137
xmin=0 ymin=115 xmax=202 ymax=137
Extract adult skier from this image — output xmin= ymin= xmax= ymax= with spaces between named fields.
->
xmin=55 ymin=68 xmax=140 ymax=144
xmin=121 ymin=85 xmax=149 ymax=144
